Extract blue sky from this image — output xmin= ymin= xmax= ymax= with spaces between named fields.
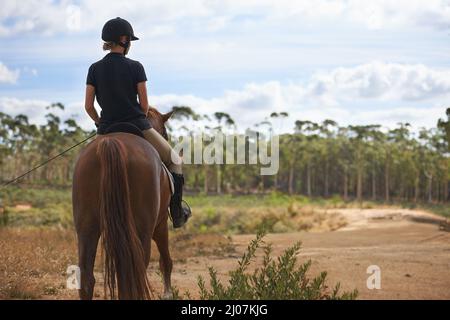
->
xmin=1 ymin=0 xmax=450 ymax=131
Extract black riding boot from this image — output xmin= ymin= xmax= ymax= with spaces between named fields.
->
xmin=170 ymin=173 xmax=192 ymax=228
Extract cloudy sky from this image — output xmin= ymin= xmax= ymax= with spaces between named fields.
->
xmin=1 ymin=0 xmax=450 ymax=132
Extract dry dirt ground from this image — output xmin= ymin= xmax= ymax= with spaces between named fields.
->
xmin=0 ymin=208 xmax=449 ymax=300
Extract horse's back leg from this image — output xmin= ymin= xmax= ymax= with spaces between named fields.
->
xmin=153 ymin=215 xmax=173 ymax=299
xmin=77 ymin=227 xmax=100 ymax=300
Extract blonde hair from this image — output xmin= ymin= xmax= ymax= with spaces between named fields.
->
xmin=102 ymin=41 xmax=117 ymax=51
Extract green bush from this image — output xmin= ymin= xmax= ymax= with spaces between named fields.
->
xmin=197 ymin=230 xmax=358 ymax=300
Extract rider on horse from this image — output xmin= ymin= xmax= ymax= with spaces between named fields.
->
xmin=84 ymin=17 xmax=191 ymax=228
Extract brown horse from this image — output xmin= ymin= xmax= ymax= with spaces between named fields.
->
xmin=72 ymin=108 xmax=174 ymax=300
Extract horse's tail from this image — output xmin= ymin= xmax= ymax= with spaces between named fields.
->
xmin=96 ymin=137 xmax=151 ymax=300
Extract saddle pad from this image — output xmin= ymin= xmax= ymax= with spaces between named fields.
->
xmin=161 ymin=162 xmax=174 ymax=195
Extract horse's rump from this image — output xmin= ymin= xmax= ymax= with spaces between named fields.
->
xmin=72 ymin=133 xmax=170 ymax=299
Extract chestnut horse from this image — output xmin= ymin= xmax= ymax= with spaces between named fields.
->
xmin=72 ymin=108 xmax=174 ymax=300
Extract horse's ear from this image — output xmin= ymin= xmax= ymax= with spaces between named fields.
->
xmin=162 ymin=110 xmax=174 ymax=122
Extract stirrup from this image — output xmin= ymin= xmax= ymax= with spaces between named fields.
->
xmin=168 ymin=200 xmax=192 ymax=224
xmin=181 ymin=200 xmax=192 ymax=219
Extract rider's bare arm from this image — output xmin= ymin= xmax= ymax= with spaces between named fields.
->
xmin=85 ymin=84 xmax=100 ymax=124
xmin=137 ymin=81 xmax=149 ymax=115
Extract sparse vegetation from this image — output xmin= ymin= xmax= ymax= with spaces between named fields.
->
xmin=1 ymin=187 xmax=448 ymax=232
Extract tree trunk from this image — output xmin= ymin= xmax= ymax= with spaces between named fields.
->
xmin=372 ymin=166 xmax=376 ymax=201
xmin=216 ymin=164 xmax=222 ymax=194
xmin=427 ymin=173 xmax=433 ymax=203
xmin=445 ymin=179 xmax=449 ymax=202
xmin=324 ymin=161 xmax=329 ymax=197
xmin=288 ymin=164 xmax=294 ymax=195
xmin=357 ymin=164 xmax=363 ymax=204
xmin=194 ymin=170 xmax=199 ymax=191
xmin=399 ymin=180 xmax=405 ymax=201
xmin=414 ymin=175 xmax=420 ymax=203
xmin=203 ymin=166 xmax=209 ymax=194
xmin=385 ymin=160 xmax=390 ymax=202
xmin=343 ymin=165 xmax=348 ymax=201
xmin=446 ymin=161 xmax=449 ymax=202
xmin=356 ymin=168 xmax=362 ymax=203
xmin=274 ymin=173 xmax=278 ymax=190
xmin=306 ymin=162 xmax=312 ymax=197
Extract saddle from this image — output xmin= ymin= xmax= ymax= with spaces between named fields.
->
xmin=103 ymin=122 xmax=174 ymax=195
xmin=104 ymin=122 xmax=145 ymax=139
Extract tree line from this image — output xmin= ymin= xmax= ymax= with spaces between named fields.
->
xmin=0 ymin=104 xmax=449 ymax=203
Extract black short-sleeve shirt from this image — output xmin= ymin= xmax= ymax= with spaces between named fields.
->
xmin=86 ymin=52 xmax=151 ymax=133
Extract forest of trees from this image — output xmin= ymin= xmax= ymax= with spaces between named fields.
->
xmin=1 ymin=103 xmax=449 ymax=203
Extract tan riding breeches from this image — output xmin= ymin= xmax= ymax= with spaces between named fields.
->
xmin=142 ymin=128 xmax=182 ymax=174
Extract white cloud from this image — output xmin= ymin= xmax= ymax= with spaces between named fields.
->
xmin=1 ymin=62 xmax=448 ymax=132
xmin=2 ymin=0 xmax=450 ymax=38
xmin=0 ymin=0 xmax=70 ymax=37
xmin=0 ymin=97 xmax=48 ymax=123
xmin=303 ymin=61 xmax=450 ymax=105
xmin=0 ymin=62 xmax=19 ymax=84
xmin=0 ymin=0 xmax=211 ymax=37
xmin=0 ymin=97 xmax=93 ymax=129
xmin=150 ymin=62 xmax=450 ymax=130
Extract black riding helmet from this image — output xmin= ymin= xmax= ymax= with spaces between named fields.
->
xmin=102 ymin=17 xmax=138 ymax=54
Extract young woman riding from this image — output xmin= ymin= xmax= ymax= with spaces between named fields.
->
xmin=84 ymin=17 xmax=190 ymax=228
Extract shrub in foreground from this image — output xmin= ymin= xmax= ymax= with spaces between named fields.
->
xmin=197 ymin=230 xmax=358 ymax=300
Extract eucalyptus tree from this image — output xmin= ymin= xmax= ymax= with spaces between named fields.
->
xmin=335 ymin=127 xmax=353 ymax=200
xmin=418 ymin=128 xmax=440 ymax=203
xmin=11 ymin=115 xmax=39 ymax=181
xmin=0 ymin=112 xmax=14 ymax=180
xmin=269 ymin=112 xmax=289 ymax=190
xmin=294 ymin=120 xmax=319 ymax=196
xmin=61 ymin=117 xmax=87 ymax=182
xmin=436 ymin=111 xmax=450 ymax=201
xmin=438 ymin=108 xmax=450 ymax=151
xmin=270 ymin=112 xmax=289 ymax=134
xmin=317 ymin=119 xmax=337 ymax=197
xmin=212 ymin=112 xmax=235 ymax=194
xmin=39 ymin=110 xmax=63 ymax=182
xmin=424 ymin=126 xmax=448 ymax=202
xmin=388 ymin=123 xmax=414 ymax=200
xmin=168 ymin=106 xmax=203 ymax=191
xmin=347 ymin=125 xmax=377 ymax=203
xmin=360 ymin=126 xmax=384 ymax=200
xmin=255 ymin=119 xmax=274 ymax=191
